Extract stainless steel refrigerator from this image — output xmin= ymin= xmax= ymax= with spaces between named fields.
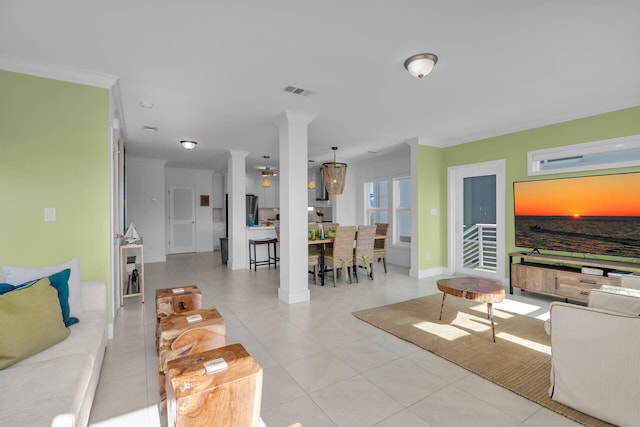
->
xmin=246 ymin=194 xmax=258 ymax=226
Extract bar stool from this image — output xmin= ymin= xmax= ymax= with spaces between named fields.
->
xmin=248 ymin=237 xmax=278 ymax=270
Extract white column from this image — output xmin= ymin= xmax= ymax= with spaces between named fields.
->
xmin=275 ymin=111 xmax=314 ymax=303
xmin=227 ymin=150 xmax=248 ymax=270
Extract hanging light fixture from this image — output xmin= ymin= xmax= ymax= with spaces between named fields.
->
xmin=323 ymin=147 xmax=347 ymax=195
xmin=404 ymin=53 xmax=438 ymax=78
xmin=180 ymin=140 xmax=197 ymax=150
xmin=308 ymin=160 xmax=316 ymax=189
xmin=261 ymin=155 xmax=274 ymax=188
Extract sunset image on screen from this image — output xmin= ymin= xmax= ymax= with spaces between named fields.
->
xmin=514 ymin=173 xmax=640 ymax=217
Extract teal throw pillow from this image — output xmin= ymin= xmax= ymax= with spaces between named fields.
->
xmin=45 ymin=269 xmax=79 ymax=327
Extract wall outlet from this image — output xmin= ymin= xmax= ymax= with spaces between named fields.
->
xmin=44 ymin=207 xmax=56 ymax=222
xmin=425 ymin=252 xmax=430 ymax=261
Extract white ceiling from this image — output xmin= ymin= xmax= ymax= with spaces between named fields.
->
xmin=2 ymin=1 xmax=639 ymax=174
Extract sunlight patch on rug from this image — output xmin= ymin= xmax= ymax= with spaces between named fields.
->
xmin=496 ymin=332 xmax=551 ymax=355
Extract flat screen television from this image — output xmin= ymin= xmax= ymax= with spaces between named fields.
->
xmin=513 ymin=172 xmax=640 ymax=259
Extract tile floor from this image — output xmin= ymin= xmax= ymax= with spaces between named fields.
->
xmin=88 ymin=252 xmax=581 ymax=427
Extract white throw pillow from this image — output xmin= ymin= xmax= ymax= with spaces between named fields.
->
xmin=3 ymin=258 xmax=83 ymax=316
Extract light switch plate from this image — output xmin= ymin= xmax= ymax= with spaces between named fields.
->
xmin=44 ymin=208 xmax=56 ymax=222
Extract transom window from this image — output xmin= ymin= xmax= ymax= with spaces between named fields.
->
xmin=528 ymin=134 xmax=640 ymax=176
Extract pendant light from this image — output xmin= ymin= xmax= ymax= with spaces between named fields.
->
xmin=308 ymin=159 xmax=316 ymax=189
xmin=322 ymin=147 xmax=347 ymax=195
xmin=261 ymin=155 xmax=274 ymax=188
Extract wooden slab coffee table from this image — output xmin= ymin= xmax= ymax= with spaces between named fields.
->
xmin=436 ymin=277 xmax=505 ymax=342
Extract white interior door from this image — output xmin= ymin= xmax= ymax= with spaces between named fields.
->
xmin=170 ymin=185 xmax=196 ymax=253
xmin=448 ymin=160 xmax=505 ymax=279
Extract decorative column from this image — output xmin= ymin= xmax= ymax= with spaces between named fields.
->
xmin=227 ymin=150 xmax=248 ymax=270
xmin=275 ymin=111 xmax=314 ymax=303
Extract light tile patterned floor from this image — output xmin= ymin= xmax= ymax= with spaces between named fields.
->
xmin=88 ymin=252 xmax=580 ymax=427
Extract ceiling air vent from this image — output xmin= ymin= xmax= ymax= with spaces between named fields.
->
xmin=283 ymin=85 xmax=314 ymax=97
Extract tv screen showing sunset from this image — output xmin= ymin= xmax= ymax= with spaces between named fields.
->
xmin=514 ymin=172 xmax=640 ymax=258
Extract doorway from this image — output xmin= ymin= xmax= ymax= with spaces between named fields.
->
xmin=169 ymin=185 xmax=196 ymax=253
xmin=448 ymin=160 xmax=505 ymax=279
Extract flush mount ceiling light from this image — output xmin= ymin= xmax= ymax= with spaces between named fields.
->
xmin=143 ymin=124 xmax=159 ymax=132
xmin=323 ymin=147 xmax=347 ymax=195
xmin=180 ymin=140 xmax=197 ymax=150
xmin=139 ymin=100 xmax=154 ymax=109
xmin=404 ymin=53 xmax=438 ymax=78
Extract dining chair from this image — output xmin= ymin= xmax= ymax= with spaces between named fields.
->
xmin=321 ymin=223 xmax=339 ymax=236
xmin=305 ymin=225 xmax=322 ymax=283
xmin=374 ymin=223 xmax=389 ymax=273
xmin=324 ymin=226 xmax=356 ymax=286
xmin=353 ymin=225 xmax=376 ymax=282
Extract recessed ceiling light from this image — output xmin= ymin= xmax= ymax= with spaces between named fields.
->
xmin=139 ymin=100 xmax=154 ymax=109
xmin=143 ymin=125 xmax=159 ymax=132
xmin=283 ymin=85 xmax=314 ymax=97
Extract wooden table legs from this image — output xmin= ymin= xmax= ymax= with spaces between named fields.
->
xmin=438 ymin=292 xmax=497 ymax=343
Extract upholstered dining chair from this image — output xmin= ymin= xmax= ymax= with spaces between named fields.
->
xmin=324 ymin=226 xmax=356 ymax=286
xmin=374 ymin=223 xmax=389 ymax=273
xmin=353 ymin=224 xmax=376 ymax=282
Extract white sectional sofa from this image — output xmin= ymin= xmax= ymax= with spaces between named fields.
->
xmin=548 ymin=285 xmax=640 ymax=427
xmin=0 ymin=279 xmax=107 ymax=427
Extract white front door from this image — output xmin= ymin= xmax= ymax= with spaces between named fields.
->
xmin=169 ymin=185 xmax=196 ymax=253
xmin=448 ymin=160 xmax=505 ymax=279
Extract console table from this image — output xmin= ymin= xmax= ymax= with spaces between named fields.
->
xmin=509 ymin=251 xmax=640 ymax=302
xmin=120 ymin=241 xmax=145 ymax=306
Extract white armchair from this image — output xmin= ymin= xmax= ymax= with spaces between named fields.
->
xmin=548 ymin=285 xmax=640 ymax=427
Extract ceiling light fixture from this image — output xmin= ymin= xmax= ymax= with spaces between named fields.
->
xmin=143 ymin=125 xmax=159 ymax=132
xmin=404 ymin=53 xmax=438 ymax=78
xmin=180 ymin=140 xmax=197 ymax=150
xmin=323 ymin=147 xmax=347 ymax=195
xmin=261 ymin=155 xmax=274 ymax=188
xmin=308 ymin=160 xmax=316 ymax=189
xmin=139 ymin=100 xmax=154 ymax=109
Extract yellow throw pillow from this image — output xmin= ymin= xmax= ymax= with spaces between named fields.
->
xmin=0 ymin=278 xmax=70 ymax=369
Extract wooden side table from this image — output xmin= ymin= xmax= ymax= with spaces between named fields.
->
xmin=155 ymin=285 xmax=203 ymax=351
xmin=120 ymin=241 xmax=144 ymax=306
xmin=158 ymin=307 xmax=226 ymax=412
xmin=166 ymin=343 xmax=262 ymax=427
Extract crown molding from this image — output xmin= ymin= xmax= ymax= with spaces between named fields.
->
xmin=0 ymin=55 xmax=118 ymax=89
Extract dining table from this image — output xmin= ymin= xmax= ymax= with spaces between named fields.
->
xmin=308 ymin=234 xmax=387 ymax=286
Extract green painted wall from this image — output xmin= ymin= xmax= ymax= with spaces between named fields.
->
xmin=417 ymin=145 xmax=446 ymax=271
xmin=0 ymin=71 xmax=111 ymax=291
xmin=429 ymin=105 xmax=640 ymax=277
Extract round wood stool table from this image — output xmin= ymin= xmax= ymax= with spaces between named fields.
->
xmin=436 ymin=277 xmax=505 ymax=342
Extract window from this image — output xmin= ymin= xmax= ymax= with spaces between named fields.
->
xmin=528 ymin=134 xmax=640 ymax=176
xmin=395 ymin=178 xmax=411 ymax=244
xmin=366 ymin=180 xmax=388 ymax=225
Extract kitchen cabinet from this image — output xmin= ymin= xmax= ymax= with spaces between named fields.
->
xmin=212 ymin=172 xmax=225 ymax=208
xmin=256 ymin=177 xmax=279 ymax=208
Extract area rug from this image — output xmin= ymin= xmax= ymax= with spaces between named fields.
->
xmin=352 ymin=294 xmax=612 ymax=426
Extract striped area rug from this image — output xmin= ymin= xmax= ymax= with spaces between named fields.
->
xmin=353 ymin=294 xmax=612 ymax=426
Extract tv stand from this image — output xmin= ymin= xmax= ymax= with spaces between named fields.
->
xmin=509 ymin=251 xmax=640 ymax=302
